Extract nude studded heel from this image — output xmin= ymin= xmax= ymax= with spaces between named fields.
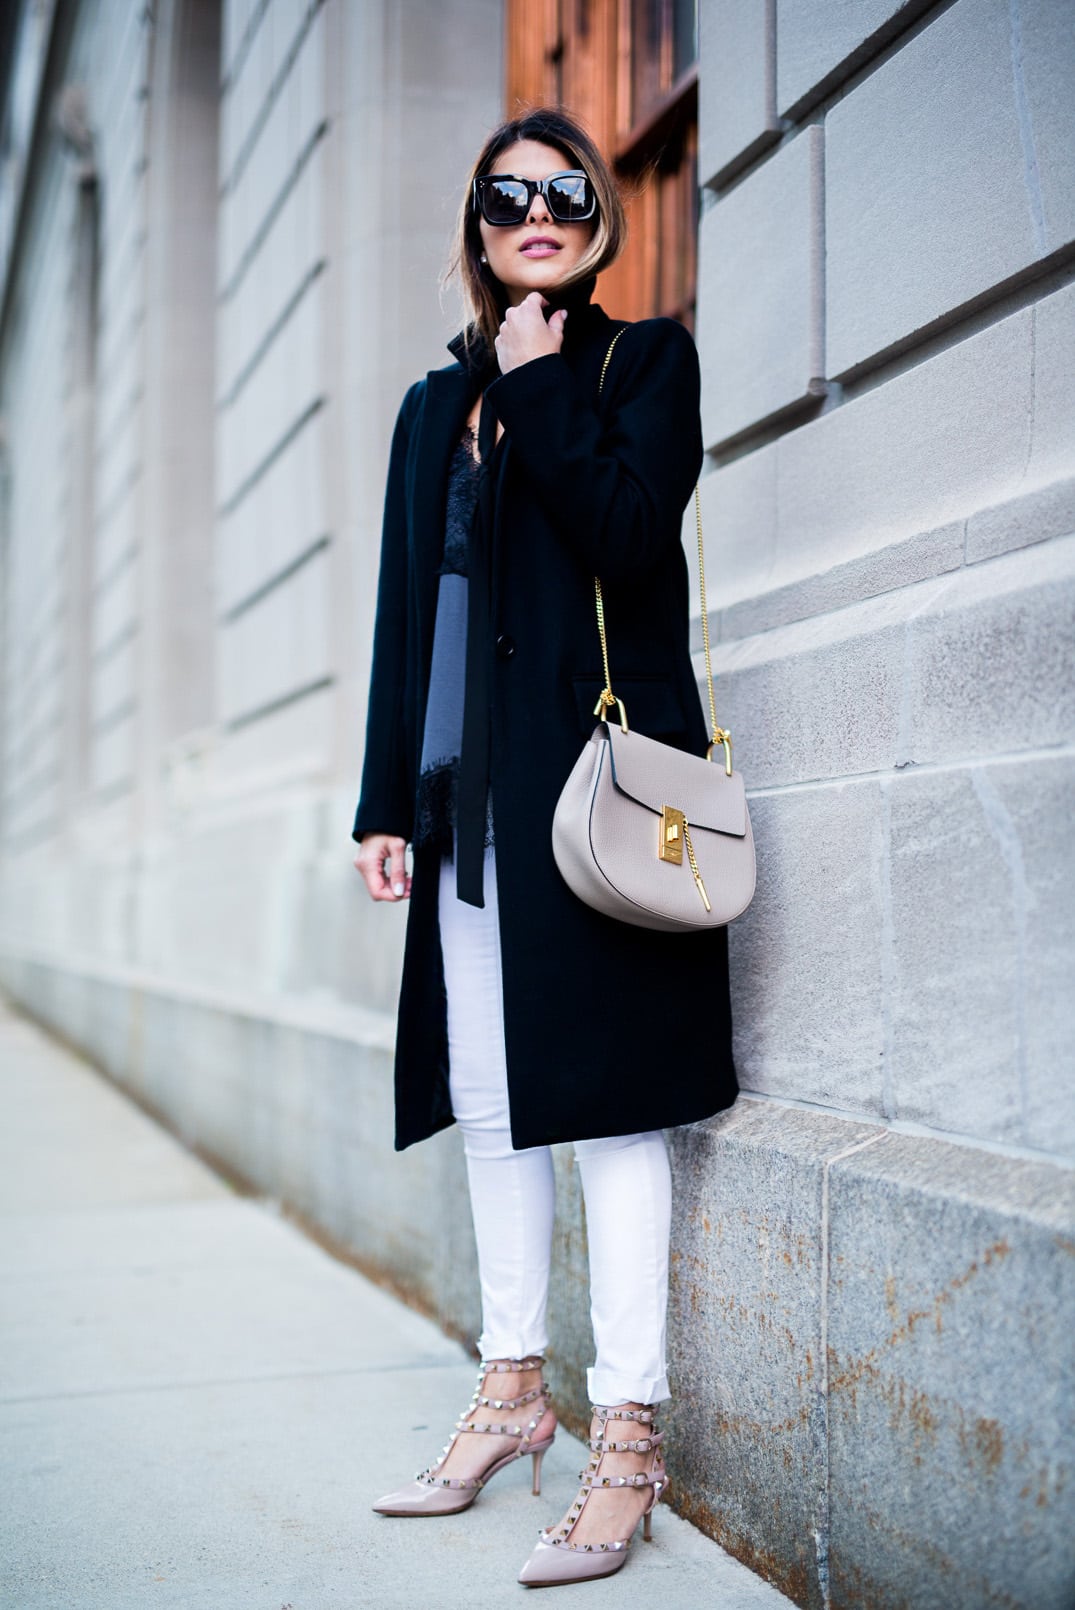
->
xmin=517 ymin=1404 xmax=669 ymax=1586
xmin=372 ymin=1356 xmax=557 ymax=1517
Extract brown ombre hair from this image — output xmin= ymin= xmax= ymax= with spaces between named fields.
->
xmin=447 ymin=108 xmax=628 ymax=357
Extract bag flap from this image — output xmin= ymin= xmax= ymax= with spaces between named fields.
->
xmin=602 ymin=723 xmax=747 ymax=837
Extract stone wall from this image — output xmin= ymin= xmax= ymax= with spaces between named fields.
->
xmin=0 ymin=2 xmax=493 ymax=1116
xmin=688 ymin=1 xmax=1075 ymax=1604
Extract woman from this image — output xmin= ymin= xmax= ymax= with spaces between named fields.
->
xmin=352 ymin=108 xmax=737 ymax=1587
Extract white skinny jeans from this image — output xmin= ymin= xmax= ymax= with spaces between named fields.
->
xmin=438 ymin=848 xmax=672 ymax=1406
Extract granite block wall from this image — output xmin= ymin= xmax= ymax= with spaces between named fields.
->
xmin=690 ymin=0 xmax=1075 ymax=1603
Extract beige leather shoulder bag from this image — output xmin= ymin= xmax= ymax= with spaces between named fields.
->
xmin=551 ymin=329 xmax=756 ymax=932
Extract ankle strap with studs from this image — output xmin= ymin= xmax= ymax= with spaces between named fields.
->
xmin=589 ymin=1432 xmax=663 ymax=1454
xmin=581 ymin=1465 xmax=665 ymax=1491
xmin=592 ymin=1405 xmax=656 ymax=1424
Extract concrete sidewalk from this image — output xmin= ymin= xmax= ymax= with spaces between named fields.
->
xmin=0 ymin=997 xmax=793 ymax=1610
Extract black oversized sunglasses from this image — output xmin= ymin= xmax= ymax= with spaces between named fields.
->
xmin=472 ymin=169 xmax=597 ymax=227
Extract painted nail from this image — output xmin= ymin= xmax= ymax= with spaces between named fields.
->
xmin=393 ymin=882 xmax=405 ymax=897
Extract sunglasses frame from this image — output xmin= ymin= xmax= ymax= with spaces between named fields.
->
xmin=472 ymin=169 xmax=597 ymax=228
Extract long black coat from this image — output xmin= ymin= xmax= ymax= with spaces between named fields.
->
xmin=352 ymin=286 xmax=738 ymax=1151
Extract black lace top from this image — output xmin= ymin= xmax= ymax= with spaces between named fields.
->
xmin=413 ymin=433 xmax=492 ymax=854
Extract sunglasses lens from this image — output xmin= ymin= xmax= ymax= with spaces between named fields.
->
xmin=480 ymin=178 xmax=530 ymax=225
xmin=476 ymin=172 xmax=596 ymax=226
xmin=547 ymin=173 xmax=594 ymax=222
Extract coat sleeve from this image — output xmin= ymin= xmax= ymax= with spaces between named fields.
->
xmin=351 ymin=382 xmax=422 ymax=844
xmin=485 ymin=317 xmax=703 ymax=584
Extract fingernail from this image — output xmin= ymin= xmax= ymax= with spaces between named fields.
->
xmin=393 ymin=883 xmax=405 ymax=897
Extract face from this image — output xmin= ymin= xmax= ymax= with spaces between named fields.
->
xmin=477 ymin=139 xmax=597 ymax=308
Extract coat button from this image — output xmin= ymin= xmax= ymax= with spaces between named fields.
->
xmin=495 ymin=634 xmax=515 ymax=660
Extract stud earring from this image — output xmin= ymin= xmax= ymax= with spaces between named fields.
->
xmin=480 ymin=253 xmax=487 ymax=264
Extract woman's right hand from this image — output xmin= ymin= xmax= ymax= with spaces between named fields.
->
xmin=354 ymin=833 xmax=411 ymax=903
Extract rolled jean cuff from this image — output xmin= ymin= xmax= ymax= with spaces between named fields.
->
xmin=479 ymin=1331 xmax=549 ymax=1364
xmin=587 ymin=1366 xmax=670 ymax=1407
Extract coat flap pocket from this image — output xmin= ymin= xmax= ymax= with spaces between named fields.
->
xmin=571 ymin=674 xmax=688 ymax=738
xmin=603 ymin=724 xmax=747 ymax=837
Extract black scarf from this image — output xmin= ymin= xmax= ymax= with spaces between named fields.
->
xmin=449 ymin=277 xmax=603 ymax=906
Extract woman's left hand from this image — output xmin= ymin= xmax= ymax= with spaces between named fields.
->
xmin=495 ymin=292 xmax=567 ymax=375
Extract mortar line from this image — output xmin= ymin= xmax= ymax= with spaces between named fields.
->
xmin=878 ymin=780 xmax=896 ymax=1121
xmin=1009 ymin=0 xmax=1047 ymax=255
xmin=969 ymin=770 xmax=1030 ymax=1136
xmin=816 ymin=1130 xmax=888 ymax=1608
xmin=699 ymin=493 xmax=1075 ymax=654
xmin=740 ymin=1090 xmax=1073 ymax=1169
xmin=735 ymin=741 xmax=1075 ymax=799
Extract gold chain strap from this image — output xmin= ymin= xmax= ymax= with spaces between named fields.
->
xmin=593 ymin=330 xmax=627 ymax=730
xmin=594 ymin=329 xmax=731 ymax=773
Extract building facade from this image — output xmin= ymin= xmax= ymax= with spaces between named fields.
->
xmin=1 ymin=3 xmax=1072 ymax=1606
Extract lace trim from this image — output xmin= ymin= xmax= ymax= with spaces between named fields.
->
xmin=440 ymin=435 xmax=480 ymax=578
xmin=414 ymin=757 xmax=494 ymax=854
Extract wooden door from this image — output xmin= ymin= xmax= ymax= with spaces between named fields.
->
xmin=506 ymin=0 xmax=698 ymax=328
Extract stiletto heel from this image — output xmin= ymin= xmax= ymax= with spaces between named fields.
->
xmin=372 ymin=1356 xmax=557 ymax=1517
xmin=531 ymin=1446 xmax=546 ymax=1496
xmin=517 ymin=1404 xmax=669 ymax=1586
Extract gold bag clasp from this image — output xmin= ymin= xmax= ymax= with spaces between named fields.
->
xmin=659 ymin=805 xmax=685 ymax=865
xmin=706 ymin=728 xmax=733 ymax=777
